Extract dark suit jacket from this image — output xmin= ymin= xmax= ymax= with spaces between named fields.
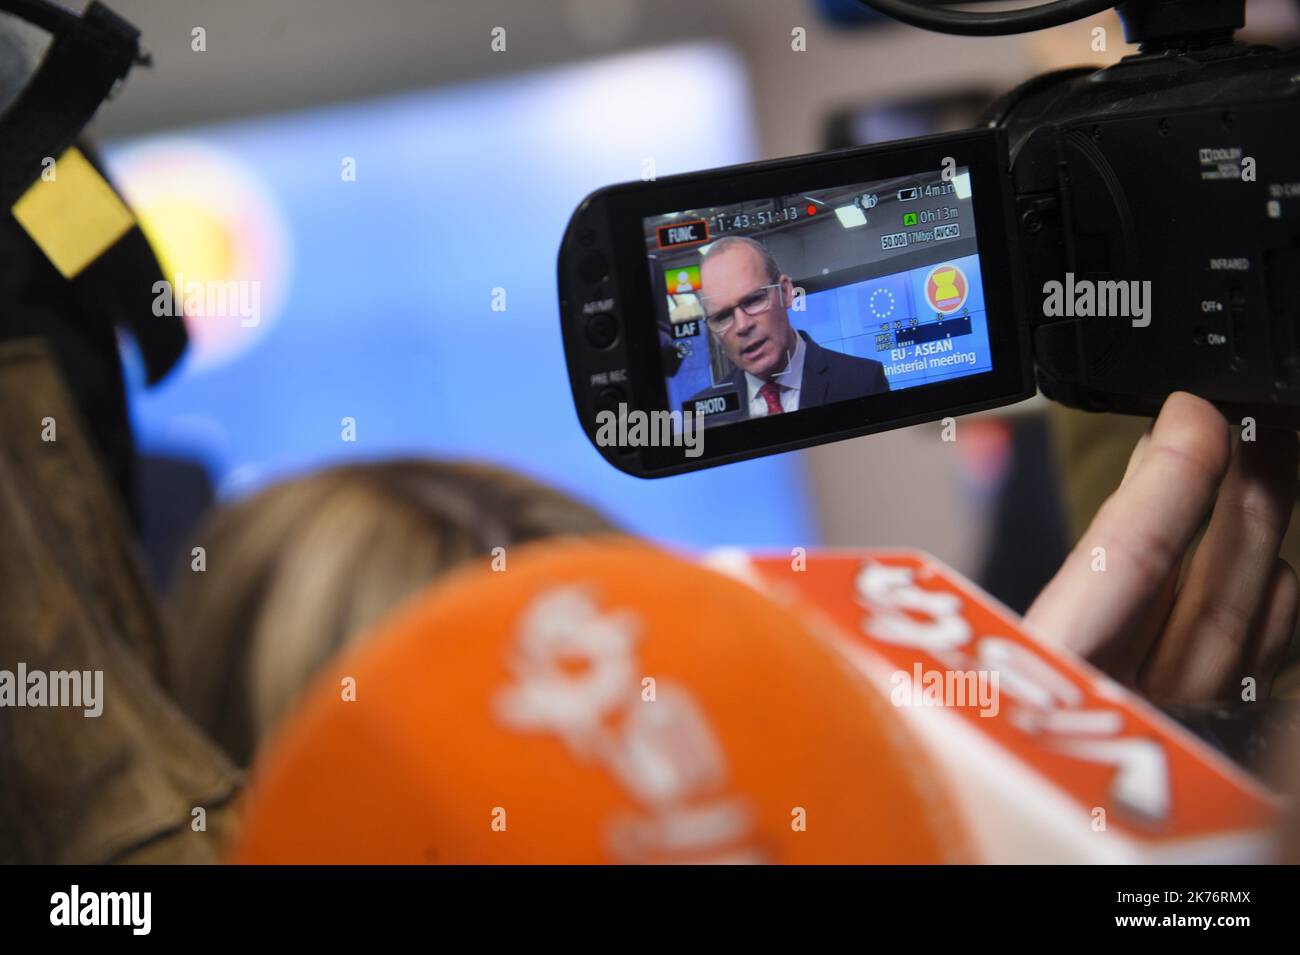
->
xmin=687 ymin=330 xmax=890 ymax=421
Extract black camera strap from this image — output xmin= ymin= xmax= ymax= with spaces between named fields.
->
xmin=0 ymin=1 xmax=144 ymax=207
xmin=0 ymin=0 xmax=186 ymax=519
xmin=1 ymin=1 xmax=185 ymax=386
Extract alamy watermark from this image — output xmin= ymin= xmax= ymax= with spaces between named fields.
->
xmin=890 ymin=662 xmax=999 ymax=717
xmin=50 ymin=885 xmax=150 ymax=935
xmin=595 ymin=402 xmax=703 ymax=458
xmin=1042 ymin=272 xmax=1151 ymax=328
xmin=152 ymin=274 xmax=261 ymax=327
xmin=0 ymin=664 xmax=103 ymax=717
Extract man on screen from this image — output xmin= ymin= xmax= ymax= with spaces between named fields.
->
xmin=688 ymin=236 xmax=889 ymax=419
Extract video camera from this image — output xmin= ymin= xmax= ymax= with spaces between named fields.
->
xmin=557 ymin=0 xmax=1300 ymax=476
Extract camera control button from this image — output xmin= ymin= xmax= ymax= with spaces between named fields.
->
xmin=578 ymin=251 xmax=610 ymax=285
xmin=594 ymin=385 xmax=627 ymax=417
xmin=585 ymin=312 xmax=620 ymax=350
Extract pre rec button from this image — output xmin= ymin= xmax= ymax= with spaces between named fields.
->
xmin=585 ymin=312 xmax=620 ymax=350
xmin=595 ymin=385 xmax=627 ymax=416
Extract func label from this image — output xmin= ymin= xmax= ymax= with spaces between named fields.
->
xmin=656 ymin=219 xmax=709 ymax=249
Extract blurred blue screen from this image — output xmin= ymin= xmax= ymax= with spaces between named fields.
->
xmin=109 ymin=43 xmax=817 ymax=549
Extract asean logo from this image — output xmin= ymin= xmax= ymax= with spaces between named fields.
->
xmin=924 ymin=263 xmax=968 ymax=315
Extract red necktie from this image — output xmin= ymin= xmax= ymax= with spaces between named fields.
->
xmin=757 ymin=381 xmax=784 ymax=416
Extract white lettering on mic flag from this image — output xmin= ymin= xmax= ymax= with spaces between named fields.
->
xmin=495 ymin=585 xmax=763 ymax=862
xmin=855 ymin=563 xmax=969 ymax=652
xmin=854 ymin=560 xmax=1172 ymax=824
xmin=1050 ymin=739 xmax=1170 ymax=821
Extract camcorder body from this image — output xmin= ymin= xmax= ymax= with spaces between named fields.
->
xmin=558 ymin=1 xmax=1300 ymax=477
xmin=1000 ymin=38 xmax=1300 ymax=427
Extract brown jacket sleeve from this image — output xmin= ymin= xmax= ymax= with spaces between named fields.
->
xmin=0 ymin=338 xmax=241 ymax=863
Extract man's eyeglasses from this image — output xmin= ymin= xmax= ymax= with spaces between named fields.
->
xmin=703 ymin=283 xmax=781 ymax=335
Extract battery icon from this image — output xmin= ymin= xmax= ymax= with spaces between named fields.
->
xmin=897 ymin=188 xmax=919 ymax=201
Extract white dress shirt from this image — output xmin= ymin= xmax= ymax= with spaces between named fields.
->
xmin=744 ymin=332 xmax=806 ymax=417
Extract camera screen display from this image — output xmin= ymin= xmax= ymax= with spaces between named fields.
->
xmin=643 ymin=166 xmax=992 ymax=428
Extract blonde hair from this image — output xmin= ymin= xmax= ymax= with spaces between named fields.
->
xmin=166 ymin=459 xmax=619 ymax=766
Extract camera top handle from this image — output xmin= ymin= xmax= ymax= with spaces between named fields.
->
xmin=855 ymin=0 xmax=1117 ymax=36
xmin=856 ymin=0 xmax=1247 ymax=49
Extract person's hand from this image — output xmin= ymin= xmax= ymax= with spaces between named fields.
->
xmin=1025 ymin=392 xmax=1299 ymax=704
